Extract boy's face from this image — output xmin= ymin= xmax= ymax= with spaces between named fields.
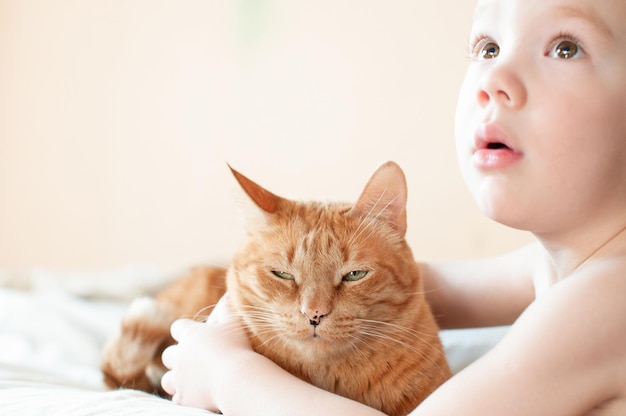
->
xmin=455 ymin=0 xmax=626 ymax=234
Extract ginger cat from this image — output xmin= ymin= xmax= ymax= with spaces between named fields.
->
xmin=102 ymin=161 xmax=451 ymax=416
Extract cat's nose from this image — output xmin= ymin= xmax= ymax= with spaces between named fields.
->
xmin=301 ymin=309 xmax=329 ymax=326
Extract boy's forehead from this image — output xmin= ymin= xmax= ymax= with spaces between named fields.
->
xmin=472 ymin=0 xmax=624 ymax=38
xmin=474 ymin=0 xmax=618 ymax=8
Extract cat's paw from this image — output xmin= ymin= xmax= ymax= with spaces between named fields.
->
xmin=101 ymin=297 xmax=176 ymax=395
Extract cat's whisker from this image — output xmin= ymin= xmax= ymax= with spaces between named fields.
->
xmin=350 ymin=213 xmax=378 ymax=246
xmin=256 ymin=332 xmax=286 ymax=348
xmin=357 ymin=328 xmax=451 ymax=380
xmin=357 ymin=327 xmax=436 ymax=364
xmin=190 ymin=304 xmax=219 ymax=321
xmin=231 ymin=309 xmax=274 ymax=317
xmin=357 ymin=318 xmax=437 ymax=340
xmin=343 ymin=336 xmax=372 ymax=361
xmin=228 ymin=309 xmax=285 ymax=332
xmin=220 ymin=325 xmax=252 ymax=339
xmin=349 ymin=189 xmax=401 ymax=246
xmin=359 ymin=321 xmax=446 ymax=357
xmin=406 ymin=289 xmax=436 ymax=296
xmin=236 ymin=304 xmax=276 ymax=313
xmin=351 ymin=212 xmax=382 ymax=246
xmin=349 ymin=192 xmax=385 ymax=244
xmin=358 ymin=327 xmax=417 ymax=351
xmin=186 ymin=302 xmax=287 ymax=324
xmin=231 ymin=311 xmax=278 ymax=324
xmin=356 ymin=321 xmax=449 ymax=375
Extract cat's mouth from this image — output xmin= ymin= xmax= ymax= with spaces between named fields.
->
xmin=300 ymin=326 xmax=329 ymax=342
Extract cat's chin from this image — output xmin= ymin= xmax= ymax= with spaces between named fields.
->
xmin=253 ymin=335 xmax=332 ymax=361
xmin=294 ymin=328 xmax=334 ymax=344
xmin=288 ymin=340 xmax=334 ymax=358
xmin=285 ymin=332 xmax=355 ymax=357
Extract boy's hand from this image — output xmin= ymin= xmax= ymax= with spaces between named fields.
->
xmin=161 ymin=294 xmax=252 ymax=412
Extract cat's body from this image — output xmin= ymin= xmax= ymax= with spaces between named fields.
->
xmin=102 ymin=162 xmax=451 ymax=416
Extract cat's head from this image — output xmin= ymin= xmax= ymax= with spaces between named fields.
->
xmin=226 ymin=162 xmax=426 ymax=359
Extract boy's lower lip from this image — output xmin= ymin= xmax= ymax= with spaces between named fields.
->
xmin=473 ymin=148 xmax=523 ymax=169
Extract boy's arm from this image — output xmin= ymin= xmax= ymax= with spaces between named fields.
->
xmin=218 ymin=350 xmax=386 ymax=416
xmin=411 ymin=262 xmax=626 ymax=415
xmin=419 ymin=243 xmax=540 ymax=328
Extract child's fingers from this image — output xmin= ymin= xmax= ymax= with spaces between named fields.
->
xmin=170 ymin=318 xmax=198 ymax=341
xmin=160 ymin=369 xmax=176 ymax=396
xmin=161 ymin=344 xmax=176 ymax=370
xmin=206 ymin=293 xmax=232 ymax=325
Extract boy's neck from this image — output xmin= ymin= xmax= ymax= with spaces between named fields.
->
xmin=538 ymin=221 xmax=626 ymax=281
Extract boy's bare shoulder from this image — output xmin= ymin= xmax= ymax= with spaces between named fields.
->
xmin=569 ymin=254 xmax=626 ymax=318
xmin=524 ymin=256 xmax=626 ymax=411
xmin=478 ymin=255 xmax=626 ymax=413
xmin=414 ymin=252 xmax=626 ymax=415
xmin=572 ymin=257 xmax=626 ymax=413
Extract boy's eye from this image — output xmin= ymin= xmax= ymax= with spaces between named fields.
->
xmin=552 ymin=40 xmax=579 ymax=59
xmin=480 ymin=42 xmax=500 ymax=60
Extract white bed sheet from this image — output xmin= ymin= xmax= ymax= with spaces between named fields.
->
xmin=0 ymin=268 xmax=507 ymax=415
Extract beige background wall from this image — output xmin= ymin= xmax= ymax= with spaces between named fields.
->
xmin=0 ymin=0 xmax=532 ymax=273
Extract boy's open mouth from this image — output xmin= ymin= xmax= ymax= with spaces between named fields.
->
xmin=485 ymin=142 xmax=511 ymax=150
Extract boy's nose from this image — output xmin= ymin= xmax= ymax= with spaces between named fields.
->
xmin=476 ymin=62 xmax=527 ymax=110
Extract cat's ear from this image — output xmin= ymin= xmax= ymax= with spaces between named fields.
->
xmin=228 ymin=165 xmax=286 ymax=230
xmin=350 ymin=161 xmax=408 ymax=237
xmin=229 ymin=165 xmax=282 ymax=214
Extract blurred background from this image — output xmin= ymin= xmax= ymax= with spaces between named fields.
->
xmin=0 ymin=0 xmax=531 ymax=274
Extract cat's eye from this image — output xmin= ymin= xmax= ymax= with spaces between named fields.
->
xmin=342 ymin=270 xmax=368 ymax=282
xmin=271 ymin=270 xmax=295 ymax=280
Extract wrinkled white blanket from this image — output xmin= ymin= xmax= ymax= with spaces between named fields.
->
xmin=0 ymin=268 xmax=507 ymax=415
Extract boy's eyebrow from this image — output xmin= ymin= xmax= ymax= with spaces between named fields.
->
xmin=472 ymin=3 xmax=614 ymax=41
xmin=555 ymin=5 xmax=614 ymax=40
